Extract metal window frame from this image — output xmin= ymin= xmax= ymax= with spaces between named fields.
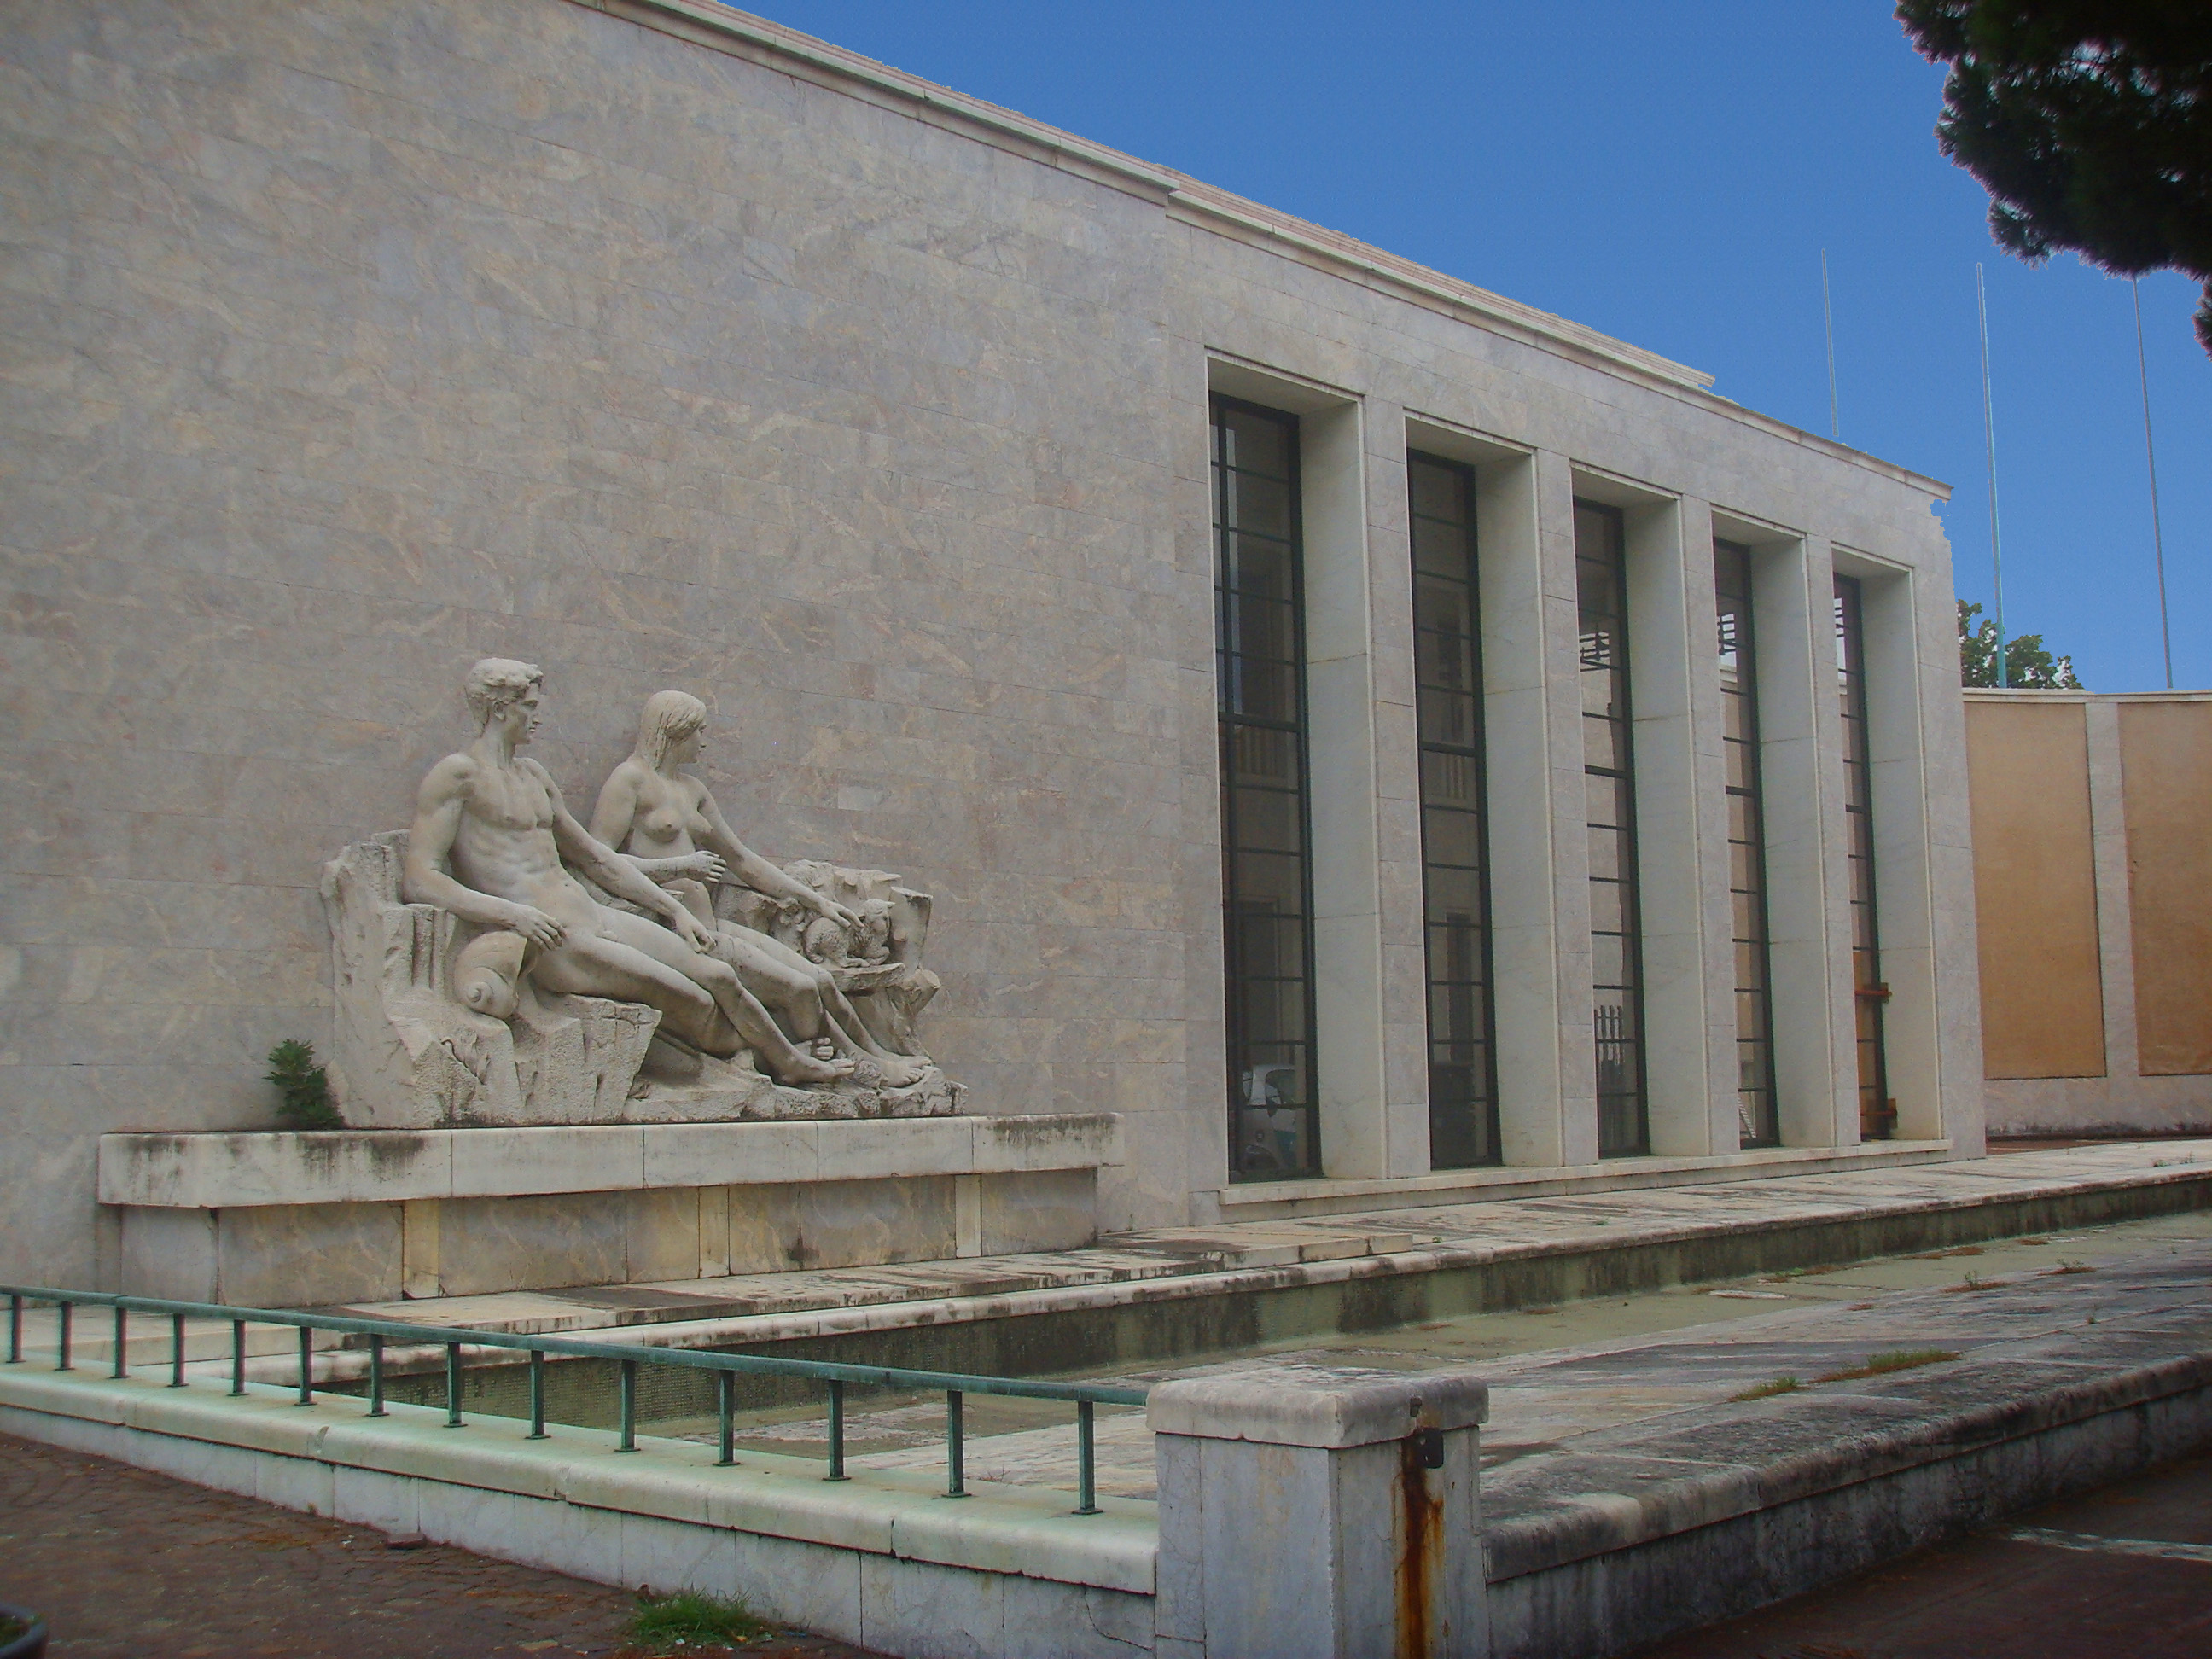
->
xmin=1407 ymin=450 xmax=1502 ymax=1169
xmin=1575 ymin=498 xmax=1650 ymax=1158
xmin=1715 ymin=539 xmax=1781 ymax=1149
xmin=1833 ymin=574 xmax=1894 ymax=1140
xmin=1212 ymin=393 xmax=1321 ymax=1183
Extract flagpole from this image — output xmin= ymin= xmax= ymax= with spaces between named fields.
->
xmin=1821 ymin=250 xmax=1840 ymax=440
xmin=2132 ymin=276 xmax=2174 ymax=689
xmin=1976 ymin=265 xmax=2007 ymax=686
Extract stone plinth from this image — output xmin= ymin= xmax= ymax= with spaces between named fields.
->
xmin=1150 ymin=1365 xmax=1491 ymax=1659
xmin=99 ymin=1115 xmax=1121 ymax=1307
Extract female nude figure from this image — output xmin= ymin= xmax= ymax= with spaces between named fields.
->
xmin=401 ymin=660 xmax=851 ymax=1087
xmin=591 ymin=690 xmax=928 ymax=1086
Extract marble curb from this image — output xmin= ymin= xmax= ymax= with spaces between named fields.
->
xmin=0 ymin=1365 xmax=1156 ymax=1594
xmin=1149 ymin=1363 xmax=1489 ymax=1447
xmin=95 ymin=1115 xmax=1126 ymax=1209
xmin=1480 ymin=1346 xmax=2212 ymax=1584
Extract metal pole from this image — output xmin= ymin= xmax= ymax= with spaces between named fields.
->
xmin=1822 ymin=249 xmax=1840 ymax=440
xmin=112 ymin=1306 xmax=128 ymax=1380
xmin=444 ymin=1342 xmax=463 ymax=1428
xmin=7 ymin=1294 xmax=19 ymax=1364
xmin=525 ymin=1349 xmax=544 ymax=1439
xmin=297 ymin=1327 xmax=314 ymax=1406
xmin=825 ymin=1378 xmax=848 ymax=1481
xmin=2133 ymin=277 xmax=2174 ymax=689
xmin=617 ymin=1359 xmax=637 ymax=1452
xmin=230 ymin=1320 xmax=245 ymax=1395
xmin=56 ymin=1301 xmax=72 ymax=1371
xmin=716 ymin=1370 xmax=736 ymax=1467
xmin=945 ymin=1390 xmax=968 ymax=1498
xmin=1075 ymin=1399 xmax=1100 ymax=1516
xmin=170 ymin=1313 xmax=186 ymax=1388
xmin=369 ymin=1336 xmax=387 ymax=1417
xmin=1976 ymin=264 xmax=2008 ymax=686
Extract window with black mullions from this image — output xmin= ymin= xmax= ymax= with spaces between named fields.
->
xmin=1409 ymin=453 xmax=1499 ymax=1168
xmin=1835 ymin=575 xmax=1893 ymax=1140
xmin=1716 ymin=540 xmax=1779 ymax=1148
xmin=1576 ymin=500 xmax=1648 ymax=1157
xmin=1214 ymin=397 xmax=1318 ymax=1180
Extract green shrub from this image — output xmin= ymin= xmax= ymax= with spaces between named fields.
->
xmin=265 ymin=1039 xmax=343 ymax=1131
xmin=625 ymin=1590 xmax=771 ymax=1652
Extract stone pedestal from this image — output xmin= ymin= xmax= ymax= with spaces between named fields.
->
xmin=97 ymin=1114 xmax=1121 ymax=1307
xmin=1150 ymin=1365 xmax=1491 ymax=1659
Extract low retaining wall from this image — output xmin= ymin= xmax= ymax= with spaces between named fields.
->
xmin=0 ymin=1367 xmax=1158 ymax=1659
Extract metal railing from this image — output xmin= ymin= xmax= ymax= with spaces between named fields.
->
xmin=3 ymin=1285 xmax=1144 ymax=1516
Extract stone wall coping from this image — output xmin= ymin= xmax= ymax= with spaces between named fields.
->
xmin=0 ymin=1366 xmax=1155 ymax=1594
xmin=96 ymin=1114 xmax=1124 ymax=1210
xmin=1147 ymin=1363 xmax=1489 ymax=1448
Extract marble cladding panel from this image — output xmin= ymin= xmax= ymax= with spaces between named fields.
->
xmin=212 ymin=1202 xmax=404 ymax=1307
xmin=432 ymin=1193 xmax=634 ymax=1298
xmin=979 ymin=1169 xmax=1097 ymax=1255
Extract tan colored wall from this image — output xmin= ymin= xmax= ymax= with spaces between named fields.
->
xmin=1965 ymin=700 xmax=2104 ymax=1079
xmin=2120 ymin=703 xmax=2212 ymax=1075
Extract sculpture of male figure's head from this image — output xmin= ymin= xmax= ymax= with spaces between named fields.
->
xmin=464 ymin=658 xmax=544 ymax=742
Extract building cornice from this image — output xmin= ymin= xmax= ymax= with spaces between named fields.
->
xmin=580 ymin=0 xmax=1951 ymax=500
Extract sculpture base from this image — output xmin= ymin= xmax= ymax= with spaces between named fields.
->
xmin=97 ymin=1115 xmax=1121 ymax=1307
xmin=624 ymin=1050 xmax=961 ymax=1122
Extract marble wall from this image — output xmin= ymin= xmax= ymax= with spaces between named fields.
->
xmin=0 ymin=0 xmax=1979 ymax=1289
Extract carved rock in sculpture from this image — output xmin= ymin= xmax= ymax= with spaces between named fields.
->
xmin=320 ymin=834 xmax=661 ymax=1128
xmin=322 ymin=834 xmax=959 ymax=1127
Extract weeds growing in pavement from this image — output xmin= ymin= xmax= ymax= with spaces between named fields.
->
xmin=1813 ymin=1348 xmax=1960 ymax=1383
xmin=1731 ymin=1377 xmax=1802 ymax=1401
xmin=624 ymin=1590 xmax=771 ymax=1654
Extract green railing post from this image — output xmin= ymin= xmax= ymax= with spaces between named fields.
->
xmin=716 ymin=1369 xmax=735 ymax=1467
xmin=297 ymin=1327 xmax=314 ymax=1406
xmin=230 ymin=1319 xmax=245 ymax=1394
xmin=111 ymin=1305 xmax=128 ymax=1379
xmin=170 ymin=1312 xmax=186 ymax=1388
xmin=55 ymin=1300 xmax=72 ymax=1371
xmin=945 ymin=1389 xmax=967 ymax=1498
xmin=368 ymin=1335 xmax=387 ymax=1417
xmin=825 ymin=1378 xmax=847 ymax=1481
xmin=6 ymin=1294 xmax=20 ymax=1364
xmin=1075 ymin=1398 xmax=1100 ymax=1516
xmin=617 ymin=1359 xmax=637 ymax=1452
xmin=444 ymin=1342 xmax=463 ymax=1428
xmin=526 ymin=1349 xmax=545 ymax=1440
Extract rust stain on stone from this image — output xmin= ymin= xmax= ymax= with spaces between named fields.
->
xmin=1397 ymin=1415 xmax=1444 ymax=1657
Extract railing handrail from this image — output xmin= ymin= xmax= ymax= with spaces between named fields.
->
xmin=0 ymin=1283 xmax=1149 ymax=1407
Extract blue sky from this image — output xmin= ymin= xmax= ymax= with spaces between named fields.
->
xmin=750 ymin=0 xmax=2209 ymax=693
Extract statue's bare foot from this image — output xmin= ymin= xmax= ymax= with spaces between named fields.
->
xmin=776 ymin=1051 xmax=856 ymax=1086
xmin=869 ymin=1053 xmax=929 ymax=1088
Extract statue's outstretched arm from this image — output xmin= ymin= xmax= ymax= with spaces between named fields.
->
xmin=696 ymin=788 xmax=857 ymax=927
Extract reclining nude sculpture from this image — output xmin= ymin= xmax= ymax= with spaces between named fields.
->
xmin=401 ymin=661 xmax=852 ymax=1089
xmin=318 ymin=659 xmax=958 ymax=1127
xmin=589 ymin=690 xmax=928 ymax=1088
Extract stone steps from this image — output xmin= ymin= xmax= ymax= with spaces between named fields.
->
xmin=275 ymin=1141 xmax=2212 ymax=1388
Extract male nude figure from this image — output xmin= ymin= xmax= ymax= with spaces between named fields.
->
xmin=400 ymin=658 xmax=851 ymax=1086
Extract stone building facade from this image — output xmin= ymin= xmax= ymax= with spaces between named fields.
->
xmin=0 ymin=0 xmax=1982 ymax=1292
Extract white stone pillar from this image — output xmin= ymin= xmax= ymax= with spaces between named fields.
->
xmin=1150 ymin=1365 xmax=1491 ymax=1659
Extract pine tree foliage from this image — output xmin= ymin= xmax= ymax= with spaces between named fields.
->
xmin=265 ymin=1039 xmax=343 ymax=1131
xmin=1959 ymin=598 xmax=2085 ymax=686
xmin=1897 ymin=2 xmax=2212 ymax=354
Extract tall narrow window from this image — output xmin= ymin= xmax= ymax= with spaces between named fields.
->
xmin=1409 ymin=453 xmax=1499 ymax=1168
xmin=1835 ymin=576 xmax=1893 ymax=1139
xmin=1214 ymin=398 xmax=1318 ymax=1180
xmin=1576 ymin=501 xmax=1648 ymax=1156
xmin=1716 ymin=541 xmax=1779 ymax=1147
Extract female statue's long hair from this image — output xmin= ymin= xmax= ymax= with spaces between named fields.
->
xmin=635 ymin=689 xmax=709 ymax=770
